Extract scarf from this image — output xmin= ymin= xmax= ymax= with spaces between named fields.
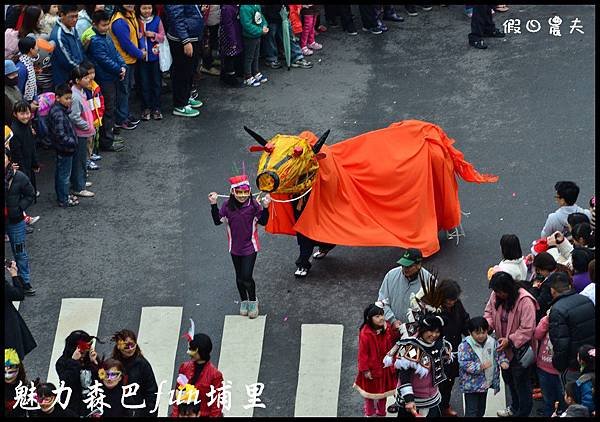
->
xmin=18 ymin=54 xmax=37 ymax=101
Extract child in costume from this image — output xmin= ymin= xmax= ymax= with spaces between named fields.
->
xmin=354 ymin=301 xmax=400 ymax=416
xmin=95 ymin=358 xmax=132 ymax=417
xmin=171 ymin=325 xmax=224 ymax=417
xmin=458 ymin=316 xmax=509 ymax=417
xmin=4 ymin=349 xmax=28 ymax=418
xmin=383 ymin=270 xmax=453 ymax=417
xmin=208 ymin=174 xmax=271 ymax=318
xmin=384 ymin=313 xmax=453 ymax=417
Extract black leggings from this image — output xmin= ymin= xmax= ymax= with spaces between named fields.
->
xmin=231 ymin=253 xmax=257 ymax=301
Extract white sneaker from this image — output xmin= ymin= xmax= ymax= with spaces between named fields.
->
xmin=244 ymin=76 xmax=260 ymax=87
xmin=25 ymin=215 xmax=40 ymax=225
xmin=239 ymin=300 xmax=249 ymax=316
xmin=308 ymin=42 xmax=322 ymax=50
xmin=497 ymin=407 xmax=514 ymax=417
xmin=74 ymin=190 xmax=95 ymax=198
xmin=86 ymin=181 xmax=93 ymax=187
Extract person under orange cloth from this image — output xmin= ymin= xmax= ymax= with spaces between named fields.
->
xmin=258 ymin=120 xmax=498 ymax=276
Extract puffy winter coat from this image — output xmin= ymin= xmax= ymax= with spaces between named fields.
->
xmin=86 ymin=27 xmax=126 ymax=83
xmin=164 ymin=5 xmax=204 ymax=44
xmin=48 ymin=102 xmax=77 ymax=155
xmin=5 ymin=170 xmax=34 ymax=224
xmin=548 ymin=290 xmax=595 ymax=372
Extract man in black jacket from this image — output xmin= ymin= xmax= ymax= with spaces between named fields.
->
xmin=548 ymin=272 xmax=595 ymax=386
xmin=5 ymin=150 xmax=35 ymax=294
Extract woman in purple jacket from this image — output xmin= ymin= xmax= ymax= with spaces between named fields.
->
xmin=219 ymin=5 xmax=244 ymax=87
xmin=208 ymin=175 xmax=271 ymax=319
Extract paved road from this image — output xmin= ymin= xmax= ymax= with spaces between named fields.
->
xmin=9 ymin=5 xmax=594 ymax=417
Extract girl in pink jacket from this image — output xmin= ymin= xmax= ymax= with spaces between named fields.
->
xmin=534 ymin=314 xmax=565 ymax=416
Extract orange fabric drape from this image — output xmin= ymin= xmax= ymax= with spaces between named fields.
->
xmin=264 ymin=120 xmax=498 ymax=257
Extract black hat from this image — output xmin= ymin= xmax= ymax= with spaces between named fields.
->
xmin=189 ymin=334 xmax=212 ymax=361
xmin=418 ymin=314 xmax=445 ymax=332
xmin=397 ymin=248 xmax=423 ymax=266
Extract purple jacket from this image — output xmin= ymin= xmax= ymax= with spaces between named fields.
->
xmin=212 ymin=199 xmax=268 ymax=256
xmin=219 ymin=5 xmax=243 ymax=57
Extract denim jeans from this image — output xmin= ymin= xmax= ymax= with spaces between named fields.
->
xmin=262 ymin=22 xmax=304 ymax=64
xmin=6 ymin=220 xmax=31 ymax=286
xmin=502 ymin=361 xmax=533 ymax=416
xmin=537 ymin=368 xmax=565 ymax=416
xmin=138 ymin=60 xmax=161 ymax=111
xmin=70 ymin=137 xmax=88 ymax=192
xmin=115 ymin=64 xmax=133 ymax=124
xmin=55 ymin=153 xmax=73 ymax=204
xmin=464 ymin=392 xmax=487 ymax=417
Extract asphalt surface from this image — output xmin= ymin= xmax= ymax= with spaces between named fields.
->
xmin=8 ymin=5 xmax=595 ymax=417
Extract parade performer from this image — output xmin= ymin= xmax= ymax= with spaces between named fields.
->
xmin=208 ymin=173 xmax=271 ymax=318
xmin=382 ymin=270 xmax=453 ymax=417
xmin=171 ymin=322 xmax=224 ymax=417
xmin=353 ymin=301 xmax=400 ymax=417
xmin=244 ymin=120 xmax=498 ymax=277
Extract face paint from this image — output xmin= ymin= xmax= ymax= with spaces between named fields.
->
xmin=5 ymin=366 xmax=19 ymax=382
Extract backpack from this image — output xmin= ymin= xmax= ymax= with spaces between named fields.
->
xmin=4 ymin=28 xmax=19 ymax=59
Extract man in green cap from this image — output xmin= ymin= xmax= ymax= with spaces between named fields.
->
xmin=377 ymin=247 xmax=433 ymax=413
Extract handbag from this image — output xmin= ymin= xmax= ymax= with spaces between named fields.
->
xmin=513 ymin=341 xmax=534 ymax=368
xmin=158 ymin=40 xmax=172 ymax=72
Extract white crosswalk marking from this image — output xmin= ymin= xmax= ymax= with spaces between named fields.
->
xmin=46 ymin=298 xmax=103 ymax=386
xmin=294 ymin=324 xmax=344 ymax=417
xmin=217 ymin=315 xmax=267 ymax=417
xmin=137 ymin=306 xmax=183 ymax=417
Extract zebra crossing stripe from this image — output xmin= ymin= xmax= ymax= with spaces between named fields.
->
xmin=217 ymin=315 xmax=267 ymax=417
xmin=46 ymin=298 xmax=103 ymax=386
xmin=137 ymin=306 xmax=183 ymax=417
xmin=294 ymin=324 xmax=344 ymax=417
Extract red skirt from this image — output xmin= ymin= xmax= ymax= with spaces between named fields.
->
xmin=353 ymin=366 xmax=397 ymax=399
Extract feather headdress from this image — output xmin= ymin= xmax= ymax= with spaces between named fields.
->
xmin=182 ymin=318 xmax=195 ymax=343
xmin=415 ymin=267 xmax=444 ymax=313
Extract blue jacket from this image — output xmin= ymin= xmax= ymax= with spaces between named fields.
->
xmin=575 ymin=373 xmax=595 ymax=414
xmin=138 ymin=15 xmax=162 ymax=63
xmin=86 ymin=28 xmax=126 ymax=83
xmin=48 ymin=102 xmax=77 ymax=155
xmin=164 ymin=5 xmax=204 ymax=44
xmin=49 ymin=22 xmax=84 ymax=86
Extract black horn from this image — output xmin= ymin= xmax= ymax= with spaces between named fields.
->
xmin=312 ymin=129 xmax=330 ymax=154
xmin=244 ymin=126 xmax=268 ymax=146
